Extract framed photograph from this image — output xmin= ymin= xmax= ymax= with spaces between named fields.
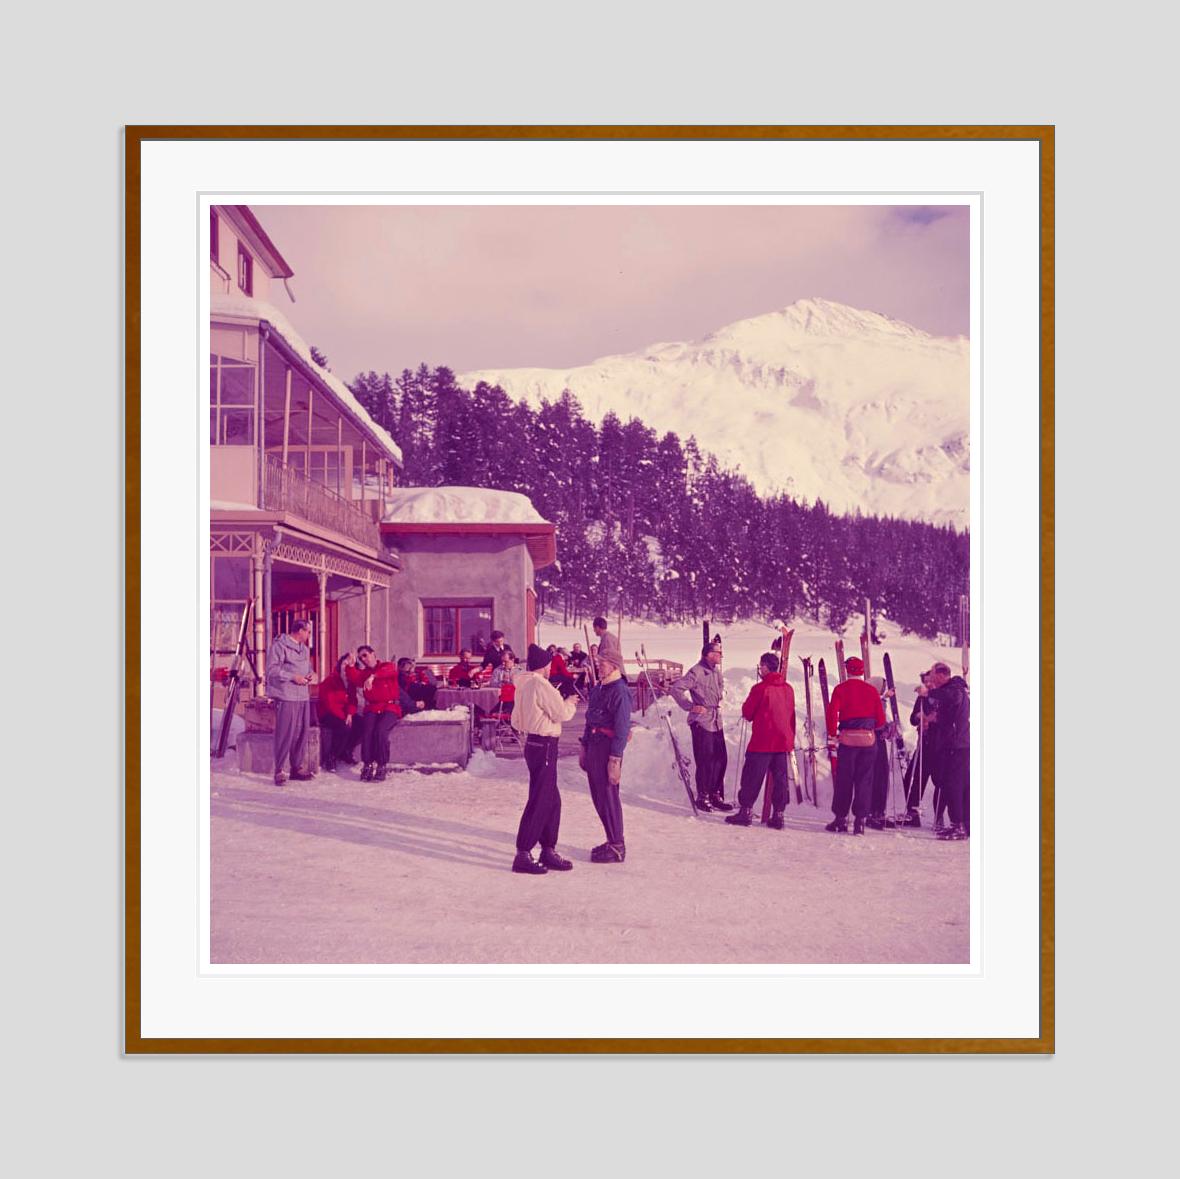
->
xmin=126 ymin=125 xmax=1053 ymax=1052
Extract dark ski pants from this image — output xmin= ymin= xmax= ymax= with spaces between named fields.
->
xmin=585 ymin=733 xmax=625 ymax=846
xmin=904 ymin=737 xmax=933 ymax=809
xmin=273 ymin=699 xmax=309 ymax=775
xmin=738 ymin=751 xmax=789 ymax=812
xmin=690 ymin=724 xmax=728 ymax=799
xmin=939 ymin=747 xmax=970 ymax=829
xmin=517 ymin=735 xmax=562 ymax=853
xmin=319 ymin=713 xmax=361 ymax=767
xmin=360 ymin=710 xmax=398 ymax=766
xmin=408 ymin=683 xmax=437 ymax=711
xmin=870 ymin=736 xmax=890 ymax=814
xmin=832 ymin=743 xmax=876 ymax=820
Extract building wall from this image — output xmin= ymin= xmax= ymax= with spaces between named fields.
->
xmin=386 ymin=534 xmax=533 ymax=661
xmin=211 ymin=445 xmax=256 ymax=505
xmin=211 ymin=210 xmax=272 ymax=303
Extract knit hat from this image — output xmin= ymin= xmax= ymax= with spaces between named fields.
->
xmin=526 ymin=643 xmax=552 ymax=671
xmin=844 ymin=656 xmax=865 ymax=675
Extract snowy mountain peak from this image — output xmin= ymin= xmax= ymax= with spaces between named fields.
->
xmin=460 ymin=300 xmax=970 ymax=527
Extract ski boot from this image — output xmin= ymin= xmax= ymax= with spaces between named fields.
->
xmin=694 ymin=794 xmax=715 ymax=813
xmin=824 ymin=817 xmax=848 ymax=833
xmin=512 ymin=851 xmax=548 ymax=874
xmin=360 ymin=762 xmax=376 ymax=782
xmin=901 ymin=808 xmax=922 ymax=828
xmin=938 ymin=823 xmax=968 ymax=841
xmin=852 ymin=816 xmax=866 ymax=835
xmin=590 ymin=842 xmax=626 ymax=863
xmin=724 ymin=806 xmax=753 ymax=827
xmin=766 ymin=810 xmax=785 ymax=830
xmin=374 ymin=764 xmax=389 ymax=782
xmin=290 ymin=769 xmax=314 ymax=782
xmin=539 ymin=847 xmax=573 ymax=871
xmin=709 ymin=793 xmax=735 ymax=812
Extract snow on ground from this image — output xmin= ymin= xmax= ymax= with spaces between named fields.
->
xmin=210 ymin=617 xmax=968 ymax=965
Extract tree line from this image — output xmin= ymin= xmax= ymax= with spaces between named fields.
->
xmin=349 ymin=364 xmax=970 ymax=640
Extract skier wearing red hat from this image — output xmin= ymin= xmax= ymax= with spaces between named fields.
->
xmin=824 ymin=655 xmax=886 ymax=834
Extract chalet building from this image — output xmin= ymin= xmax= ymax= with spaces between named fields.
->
xmin=380 ymin=488 xmax=556 ymax=666
xmin=209 ymin=205 xmax=403 ymax=691
xmin=210 ymin=206 xmax=559 ymax=712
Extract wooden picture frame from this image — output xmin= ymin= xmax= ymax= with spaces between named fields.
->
xmin=125 ymin=125 xmax=1053 ymax=1053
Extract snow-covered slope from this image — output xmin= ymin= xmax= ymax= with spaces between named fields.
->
xmin=461 ymin=298 xmax=969 ymax=527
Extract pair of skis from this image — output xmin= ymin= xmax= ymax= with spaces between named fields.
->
xmin=636 ymin=644 xmax=698 ymax=817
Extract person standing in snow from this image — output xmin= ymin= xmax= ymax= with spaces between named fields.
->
xmin=669 ymin=641 xmax=733 ymax=812
xmin=725 ymin=651 xmax=796 ymax=830
xmin=579 ymin=648 xmax=632 ymax=862
xmin=901 ymin=671 xmax=936 ymax=827
xmin=509 ymin=644 xmax=579 ymax=875
xmin=923 ymin=661 xmax=970 ymax=840
xmin=591 ymin=616 xmax=622 ymax=675
xmin=824 ymin=655 xmax=886 ymax=835
xmin=865 ymin=674 xmax=895 ymax=829
xmin=266 ymin=618 xmax=316 ymax=786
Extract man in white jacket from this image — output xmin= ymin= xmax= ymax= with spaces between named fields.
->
xmin=510 ymin=644 xmax=579 ymax=874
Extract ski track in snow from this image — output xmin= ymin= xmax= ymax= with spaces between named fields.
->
xmin=211 ymin=618 xmax=969 ymax=965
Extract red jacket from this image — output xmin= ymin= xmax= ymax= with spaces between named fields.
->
xmin=447 ymin=661 xmax=476 ymax=686
xmin=550 ymin=653 xmax=571 ymax=679
xmin=741 ymin=672 xmax=796 ymax=752
xmin=827 ymin=677 xmax=886 ymax=734
xmin=318 ymin=673 xmax=357 ymax=722
xmin=348 ymin=661 xmax=403 ymax=716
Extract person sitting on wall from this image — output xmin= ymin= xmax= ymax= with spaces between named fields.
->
xmin=350 ymin=645 xmax=402 ymax=781
xmin=480 ymin=630 xmax=515 ymax=676
xmin=266 ymin=618 xmax=316 ymax=787
xmin=447 ymin=649 xmax=479 ymax=688
xmin=318 ymin=653 xmax=361 ymax=772
xmin=397 ymin=658 xmax=431 ymax=713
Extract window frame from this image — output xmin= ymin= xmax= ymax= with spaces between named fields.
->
xmin=421 ymin=601 xmax=495 ymax=659
xmin=237 ymin=241 xmax=253 ymax=295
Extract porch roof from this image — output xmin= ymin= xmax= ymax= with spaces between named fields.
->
xmin=211 ymin=291 xmax=403 ymax=466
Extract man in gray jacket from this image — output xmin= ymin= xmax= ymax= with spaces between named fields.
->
xmin=266 ymin=618 xmax=316 ymax=786
xmin=670 ymin=641 xmax=733 ymax=812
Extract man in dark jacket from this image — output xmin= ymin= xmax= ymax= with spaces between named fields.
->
xmin=397 ymin=658 xmax=434 ymax=712
xmin=726 ymin=652 xmax=796 ymax=830
xmin=925 ymin=662 xmax=970 ymax=840
xmin=901 ymin=671 xmax=936 ymax=826
xmin=825 ymin=656 xmax=887 ymax=834
xmin=580 ymin=648 xmax=633 ymax=862
xmin=479 ymin=631 xmax=514 ymax=675
xmin=670 ymin=641 xmax=733 ymax=812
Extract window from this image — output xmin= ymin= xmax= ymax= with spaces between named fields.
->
xmin=422 ymin=603 xmax=494 ymax=657
xmin=211 ymin=555 xmax=252 ymax=667
xmin=210 ymin=352 xmax=256 ymax=446
xmin=237 ymin=242 xmax=253 ymax=295
xmin=210 ymin=209 xmax=219 ymax=263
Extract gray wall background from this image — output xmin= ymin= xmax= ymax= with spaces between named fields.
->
xmin=18 ymin=6 xmax=1167 ymax=1176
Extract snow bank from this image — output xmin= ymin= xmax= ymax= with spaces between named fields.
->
xmin=400 ymin=706 xmax=471 ymax=723
xmin=211 ymin=292 xmax=403 ymax=463
xmin=382 ymin=486 xmax=549 ymax=525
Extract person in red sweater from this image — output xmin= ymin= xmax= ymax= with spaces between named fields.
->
xmin=725 ymin=651 xmax=797 ymax=830
xmin=447 ymin=649 xmax=477 ymax=688
xmin=825 ymin=655 xmax=887 ymax=834
xmin=318 ymin=653 xmax=361 ymax=772
xmin=349 ymin=645 xmax=403 ymax=781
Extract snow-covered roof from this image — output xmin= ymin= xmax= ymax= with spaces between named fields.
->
xmin=211 ymin=291 xmax=403 ymax=464
xmin=381 ymin=486 xmax=549 ymax=526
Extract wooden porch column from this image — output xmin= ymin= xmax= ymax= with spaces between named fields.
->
xmin=337 ymin=418 xmax=344 ymax=498
xmin=364 ymin=582 xmax=372 ymax=644
xmin=281 ymin=365 xmax=291 ymax=464
xmin=252 ymin=547 xmax=266 ymax=697
xmin=317 ymin=569 xmax=328 ymax=680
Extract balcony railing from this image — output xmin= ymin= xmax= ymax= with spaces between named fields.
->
xmin=263 ymin=453 xmax=380 ymax=549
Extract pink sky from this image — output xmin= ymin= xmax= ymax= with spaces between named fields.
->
xmin=252 ymin=204 xmax=969 ymax=380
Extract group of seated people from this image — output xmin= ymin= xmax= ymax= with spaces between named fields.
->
xmin=313 ymin=631 xmax=591 ymax=778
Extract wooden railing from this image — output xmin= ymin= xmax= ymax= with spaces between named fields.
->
xmin=262 ymin=453 xmax=380 ymax=549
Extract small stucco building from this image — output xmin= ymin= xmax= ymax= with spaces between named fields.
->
xmin=380 ymin=488 xmax=556 ymax=669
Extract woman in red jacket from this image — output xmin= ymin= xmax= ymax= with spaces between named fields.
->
xmin=725 ymin=652 xmax=796 ymax=830
xmin=318 ymin=653 xmax=360 ymax=772
xmin=349 ymin=645 xmax=403 ymax=781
